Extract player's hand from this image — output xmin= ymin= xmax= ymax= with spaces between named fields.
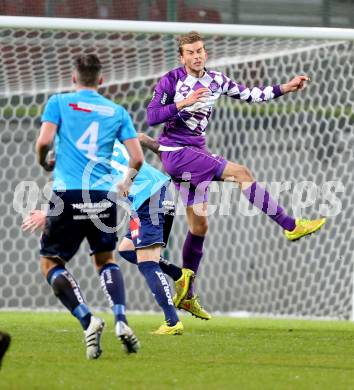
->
xmin=117 ymin=179 xmax=132 ymax=197
xmin=21 ymin=210 xmax=46 ymax=233
xmin=281 ymin=75 xmax=310 ymax=93
xmin=177 ymin=88 xmax=210 ymax=109
xmin=42 ymin=150 xmax=55 ymax=172
xmin=138 ymin=133 xmax=160 ymax=155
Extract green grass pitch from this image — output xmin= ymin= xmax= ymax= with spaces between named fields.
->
xmin=2 ymin=312 xmax=354 ymax=389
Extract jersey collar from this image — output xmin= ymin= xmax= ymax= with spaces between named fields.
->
xmin=182 ymin=66 xmax=207 ymax=79
xmin=77 ymin=89 xmax=100 ymax=96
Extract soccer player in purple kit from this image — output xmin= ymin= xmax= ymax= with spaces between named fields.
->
xmin=146 ymin=31 xmax=326 ymax=321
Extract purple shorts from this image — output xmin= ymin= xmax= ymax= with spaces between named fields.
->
xmin=160 ymin=146 xmax=227 ymax=206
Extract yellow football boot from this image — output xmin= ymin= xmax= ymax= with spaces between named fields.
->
xmin=179 ymin=295 xmax=211 ymax=320
xmin=173 ymin=268 xmax=195 ymax=308
xmin=285 ymin=218 xmax=326 ymax=241
xmin=152 ymin=321 xmax=184 ymax=335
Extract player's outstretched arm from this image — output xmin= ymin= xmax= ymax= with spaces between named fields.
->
xmin=224 ymin=74 xmax=309 ymax=103
xmin=36 ymin=122 xmax=57 ymax=171
xmin=21 ymin=210 xmax=47 ymax=233
xmin=118 ymin=138 xmax=144 ymax=197
xmin=138 ymin=133 xmax=160 ymax=154
xmin=280 ymin=75 xmax=310 ymax=93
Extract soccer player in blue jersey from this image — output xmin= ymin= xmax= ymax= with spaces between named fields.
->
xmin=36 ymin=54 xmax=144 ymax=358
xmin=111 ymin=139 xmax=195 ymax=334
xmin=24 ymin=138 xmax=195 ymax=334
xmin=146 ymin=31 xmax=326 ymax=319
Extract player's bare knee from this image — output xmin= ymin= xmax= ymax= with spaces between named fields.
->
xmin=223 ymin=162 xmax=254 ymax=184
xmin=136 ymin=244 xmax=161 ymax=262
xmin=119 ymin=238 xmax=135 ymax=252
xmin=230 ymin=164 xmax=255 ymax=186
xmin=241 ymin=166 xmax=255 ymax=183
xmin=118 ymin=242 xmax=123 ymax=252
xmin=191 ymin=220 xmax=208 ymax=236
xmin=40 ymin=256 xmax=63 ymax=278
xmin=93 ymin=251 xmax=115 ymax=270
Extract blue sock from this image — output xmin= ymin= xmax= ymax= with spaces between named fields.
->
xmin=119 ymin=250 xmax=138 ymax=265
xmin=159 ymin=257 xmax=183 ymax=282
xmin=120 ymin=250 xmax=182 ymax=281
xmin=138 ymin=261 xmax=179 ymax=326
xmin=99 ymin=263 xmax=127 ymax=324
xmin=46 ymin=265 xmax=91 ymax=330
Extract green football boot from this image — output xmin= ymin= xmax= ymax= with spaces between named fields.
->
xmin=285 ymin=218 xmax=326 ymax=241
xmin=179 ymin=295 xmax=211 ymax=320
xmin=173 ymin=268 xmax=195 ymax=308
xmin=152 ymin=321 xmax=184 ymax=335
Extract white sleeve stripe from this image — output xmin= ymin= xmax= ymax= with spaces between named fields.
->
xmin=263 ymin=86 xmax=275 ymax=100
xmin=240 ymin=89 xmax=251 ymax=100
xmin=227 ymin=86 xmax=241 ymax=96
xmin=250 ymin=88 xmax=263 ymax=100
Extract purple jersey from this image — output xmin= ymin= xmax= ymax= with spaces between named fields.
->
xmin=147 ymin=66 xmax=283 ymax=148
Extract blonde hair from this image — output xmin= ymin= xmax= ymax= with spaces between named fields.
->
xmin=177 ymin=31 xmax=204 ymax=55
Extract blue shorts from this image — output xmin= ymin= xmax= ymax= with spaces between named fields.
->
xmin=125 ymin=183 xmax=174 ymax=249
xmin=40 ymin=190 xmax=117 ymax=262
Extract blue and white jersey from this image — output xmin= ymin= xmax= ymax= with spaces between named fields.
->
xmin=41 ymin=89 xmax=137 ymax=191
xmin=111 ymin=140 xmax=170 ymax=211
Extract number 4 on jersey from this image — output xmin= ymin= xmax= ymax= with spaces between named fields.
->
xmin=75 ymin=121 xmax=99 ymax=160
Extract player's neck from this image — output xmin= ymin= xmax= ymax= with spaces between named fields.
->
xmin=76 ymin=85 xmax=98 ymax=92
xmin=184 ymin=66 xmax=205 ymax=79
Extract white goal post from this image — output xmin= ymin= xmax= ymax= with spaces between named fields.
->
xmin=0 ymin=15 xmax=354 ymax=38
xmin=0 ymin=16 xmax=353 ymax=320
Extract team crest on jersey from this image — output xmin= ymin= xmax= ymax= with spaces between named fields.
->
xmin=130 ymin=217 xmax=140 ymax=239
xmin=209 ymin=80 xmax=219 ymax=92
xmin=179 ymin=85 xmax=191 ymax=96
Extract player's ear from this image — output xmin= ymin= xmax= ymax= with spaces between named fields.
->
xmin=98 ymin=76 xmax=103 ymax=86
xmin=72 ymin=72 xmax=77 ymax=84
xmin=205 ymin=49 xmax=208 ymax=61
xmin=180 ymin=55 xmax=185 ymax=65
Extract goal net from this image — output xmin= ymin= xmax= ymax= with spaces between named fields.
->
xmin=1 ymin=17 xmax=353 ymax=319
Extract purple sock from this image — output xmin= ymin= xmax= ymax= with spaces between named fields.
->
xmin=182 ymin=231 xmax=205 ymax=298
xmin=242 ymin=182 xmax=296 ymax=231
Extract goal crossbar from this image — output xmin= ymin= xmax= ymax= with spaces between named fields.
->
xmin=0 ymin=15 xmax=353 ymax=40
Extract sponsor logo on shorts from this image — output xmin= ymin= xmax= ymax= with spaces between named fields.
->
xmin=162 ymin=200 xmax=175 ymax=216
xmin=130 ymin=217 xmax=140 ymax=239
xmin=71 ymin=201 xmax=112 ymax=214
xmin=73 ymin=213 xmax=109 ymax=220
